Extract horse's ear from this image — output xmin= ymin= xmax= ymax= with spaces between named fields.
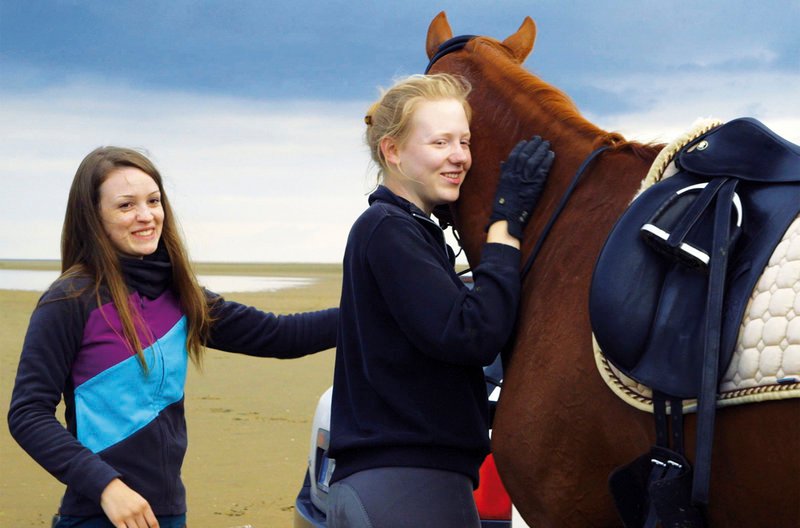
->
xmin=502 ymin=16 xmax=536 ymax=63
xmin=427 ymin=11 xmax=453 ymax=59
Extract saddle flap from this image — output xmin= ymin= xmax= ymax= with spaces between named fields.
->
xmin=678 ymin=117 xmax=800 ymax=183
xmin=590 ymin=176 xmax=681 ymax=372
xmin=590 ymin=173 xmax=725 ymax=397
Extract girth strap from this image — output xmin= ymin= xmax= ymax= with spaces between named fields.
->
xmin=653 ymin=395 xmax=685 ymax=455
xmin=640 ymin=395 xmax=697 ymax=528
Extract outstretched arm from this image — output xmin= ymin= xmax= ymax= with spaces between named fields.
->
xmin=206 ymin=297 xmax=338 ymax=358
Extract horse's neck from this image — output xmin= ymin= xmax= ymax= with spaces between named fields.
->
xmin=474 ymin=88 xmax=624 ymax=191
xmin=477 ymin=63 xmax=607 ymax=149
xmin=491 ymin=79 xmax=656 ymax=193
xmin=460 ymin=62 xmax=656 ymax=264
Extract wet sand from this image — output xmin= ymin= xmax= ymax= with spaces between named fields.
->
xmin=0 ymin=262 xmax=342 ymax=527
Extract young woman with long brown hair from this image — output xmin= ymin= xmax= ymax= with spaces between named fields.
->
xmin=8 ymin=146 xmax=338 ymax=528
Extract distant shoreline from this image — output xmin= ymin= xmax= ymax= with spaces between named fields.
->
xmin=0 ymin=259 xmax=62 ymax=271
xmin=0 ymin=259 xmax=343 ymax=276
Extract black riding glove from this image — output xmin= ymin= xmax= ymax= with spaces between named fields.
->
xmin=488 ymin=136 xmax=554 ymax=239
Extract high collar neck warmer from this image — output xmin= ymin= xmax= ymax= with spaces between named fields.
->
xmin=119 ymin=244 xmax=172 ymax=299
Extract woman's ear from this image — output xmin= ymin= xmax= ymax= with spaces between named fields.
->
xmin=381 ymin=136 xmax=400 ymax=166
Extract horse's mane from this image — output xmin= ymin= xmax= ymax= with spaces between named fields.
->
xmin=472 ymin=38 xmax=663 ymax=160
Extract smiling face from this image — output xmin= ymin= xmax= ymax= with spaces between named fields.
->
xmin=98 ymin=166 xmax=164 ymax=258
xmin=382 ymin=98 xmax=471 ymax=215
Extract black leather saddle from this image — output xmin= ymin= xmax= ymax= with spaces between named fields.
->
xmin=590 ymin=117 xmax=800 ymax=525
xmin=591 ymin=117 xmax=800 ymax=398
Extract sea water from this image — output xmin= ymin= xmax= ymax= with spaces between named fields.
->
xmin=0 ymin=269 xmax=314 ymax=293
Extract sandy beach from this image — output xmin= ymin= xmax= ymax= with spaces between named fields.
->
xmin=0 ymin=261 xmax=342 ymax=527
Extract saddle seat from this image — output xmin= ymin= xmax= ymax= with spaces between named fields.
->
xmin=681 ymin=117 xmax=800 ymax=183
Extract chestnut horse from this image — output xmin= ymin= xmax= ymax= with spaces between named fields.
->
xmin=425 ymin=12 xmax=800 ymax=528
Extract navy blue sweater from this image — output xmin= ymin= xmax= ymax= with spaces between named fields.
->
xmin=329 ymin=186 xmax=521 ymax=487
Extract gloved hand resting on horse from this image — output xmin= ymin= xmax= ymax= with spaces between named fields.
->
xmin=488 ymin=136 xmax=554 ymax=239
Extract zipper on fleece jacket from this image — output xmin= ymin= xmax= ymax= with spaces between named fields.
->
xmin=412 ymin=212 xmax=451 ymax=263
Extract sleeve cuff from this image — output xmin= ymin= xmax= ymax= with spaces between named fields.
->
xmin=480 ymin=242 xmax=521 ymax=268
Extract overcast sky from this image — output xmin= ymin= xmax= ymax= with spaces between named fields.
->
xmin=2 ymin=1 xmax=798 ymax=263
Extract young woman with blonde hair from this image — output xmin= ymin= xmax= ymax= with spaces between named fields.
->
xmin=327 ymin=73 xmax=554 ymax=527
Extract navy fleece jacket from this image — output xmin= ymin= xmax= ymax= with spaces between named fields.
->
xmin=329 ymin=186 xmax=521 ymax=487
xmin=8 ymin=257 xmax=337 ymax=517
